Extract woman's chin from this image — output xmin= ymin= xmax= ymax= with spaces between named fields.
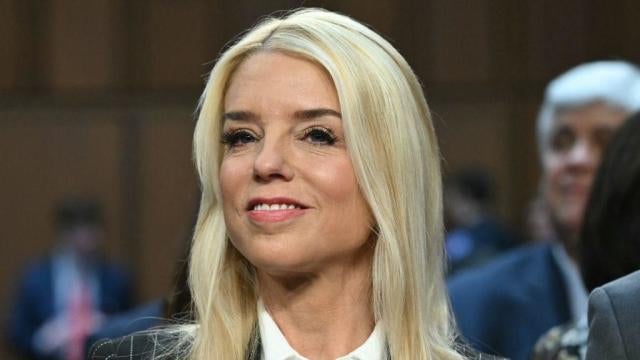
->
xmin=243 ymin=249 xmax=316 ymax=275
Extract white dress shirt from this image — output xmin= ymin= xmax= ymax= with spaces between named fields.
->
xmin=257 ymin=301 xmax=385 ymax=360
xmin=551 ymin=243 xmax=588 ymax=322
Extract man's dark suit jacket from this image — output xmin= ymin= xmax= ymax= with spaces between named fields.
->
xmin=447 ymin=243 xmax=571 ymax=360
xmin=7 ymin=256 xmax=132 ymax=359
xmin=586 ymin=270 xmax=640 ymax=360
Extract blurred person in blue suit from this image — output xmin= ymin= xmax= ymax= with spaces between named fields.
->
xmin=444 ymin=168 xmax=518 ymax=275
xmin=6 ymin=198 xmax=132 ymax=360
xmin=447 ymin=61 xmax=640 ymax=360
xmin=532 ymin=112 xmax=640 ymax=359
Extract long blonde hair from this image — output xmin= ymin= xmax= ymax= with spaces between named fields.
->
xmin=182 ymin=8 xmax=464 ymax=360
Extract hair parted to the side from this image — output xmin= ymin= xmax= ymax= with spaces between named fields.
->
xmin=179 ymin=8 xmax=465 ymax=360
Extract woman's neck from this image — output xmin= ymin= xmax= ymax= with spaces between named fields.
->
xmin=257 ymin=255 xmax=375 ymax=360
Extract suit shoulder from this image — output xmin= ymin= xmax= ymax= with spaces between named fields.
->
xmin=475 ymin=354 xmax=508 ymax=360
xmin=88 ymin=332 xmax=177 ymax=360
xmin=448 ymin=243 xmax=553 ymax=291
xmin=20 ymin=257 xmax=52 ymax=279
xmin=459 ymin=346 xmax=508 ymax=360
xmin=88 ymin=337 xmax=116 ymax=359
xmin=590 ymin=270 xmax=640 ymax=322
xmin=477 ymin=355 xmax=508 ymax=360
xmin=600 ymin=269 xmax=640 ymax=297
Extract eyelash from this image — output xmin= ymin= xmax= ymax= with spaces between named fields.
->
xmin=301 ymin=127 xmax=337 ymax=145
xmin=220 ymin=127 xmax=337 ymax=148
xmin=220 ymin=129 xmax=258 ymax=148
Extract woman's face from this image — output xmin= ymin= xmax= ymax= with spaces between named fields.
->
xmin=220 ymin=51 xmax=373 ymax=275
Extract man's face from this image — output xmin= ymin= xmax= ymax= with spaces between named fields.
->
xmin=64 ymin=224 xmax=103 ymax=259
xmin=542 ymin=102 xmax=627 ymax=243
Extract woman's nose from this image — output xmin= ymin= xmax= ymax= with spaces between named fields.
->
xmin=252 ymin=138 xmax=294 ymax=182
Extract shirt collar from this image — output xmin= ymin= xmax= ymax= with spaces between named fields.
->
xmin=551 ymin=243 xmax=588 ymax=321
xmin=257 ymin=300 xmax=385 ymax=360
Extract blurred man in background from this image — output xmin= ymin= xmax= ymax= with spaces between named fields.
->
xmin=444 ymin=168 xmax=518 ymax=275
xmin=447 ymin=61 xmax=640 ymax=360
xmin=7 ymin=198 xmax=132 ymax=360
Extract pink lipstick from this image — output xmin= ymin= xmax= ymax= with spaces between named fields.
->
xmin=246 ymin=197 xmax=309 ymax=223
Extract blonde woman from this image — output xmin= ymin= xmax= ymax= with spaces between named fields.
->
xmin=90 ymin=8 xmax=493 ymax=360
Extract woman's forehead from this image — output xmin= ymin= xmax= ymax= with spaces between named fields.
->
xmin=223 ymin=52 xmax=340 ymax=116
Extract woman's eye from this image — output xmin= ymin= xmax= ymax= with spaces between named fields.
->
xmin=302 ymin=127 xmax=337 ymax=145
xmin=221 ymin=130 xmax=257 ymax=148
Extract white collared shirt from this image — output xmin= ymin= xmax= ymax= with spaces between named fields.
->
xmin=257 ymin=301 xmax=385 ymax=360
xmin=551 ymin=243 xmax=588 ymax=322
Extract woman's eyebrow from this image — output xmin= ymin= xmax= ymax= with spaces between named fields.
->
xmin=223 ymin=111 xmax=257 ymax=121
xmin=223 ymin=108 xmax=341 ymax=122
xmin=293 ymin=108 xmax=342 ymax=120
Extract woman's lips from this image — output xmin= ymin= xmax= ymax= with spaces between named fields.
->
xmin=246 ymin=197 xmax=309 ymax=223
xmin=247 ymin=207 xmax=307 ymax=222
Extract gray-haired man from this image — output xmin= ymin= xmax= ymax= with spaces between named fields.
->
xmin=448 ymin=61 xmax=640 ymax=360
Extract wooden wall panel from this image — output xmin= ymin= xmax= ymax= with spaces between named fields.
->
xmin=331 ymin=0 xmax=399 ymax=37
xmin=526 ymin=1 xmax=589 ymax=82
xmin=507 ymin=101 xmax=544 ymax=228
xmin=200 ymin=0 xmax=316 ymax=69
xmin=485 ymin=1 xmax=530 ymax=85
xmin=146 ymin=1 xmax=211 ymax=88
xmin=0 ymin=0 xmax=19 ymax=90
xmin=46 ymin=0 xmax=123 ymax=90
xmin=586 ymin=0 xmax=640 ymax=61
xmin=426 ymin=0 xmax=491 ymax=83
xmin=136 ymin=108 xmax=199 ymax=301
xmin=0 ymin=0 xmax=41 ymax=90
xmin=433 ymin=102 xmax=513 ymax=221
xmin=616 ymin=0 xmax=640 ymax=60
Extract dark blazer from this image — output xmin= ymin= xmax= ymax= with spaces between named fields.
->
xmin=86 ymin=299 xmax=166 ymax=351
xmin=586 ymin=270 xmax=640 ymax=360
xmin=7 ymin=256 xmax=132 ymax=359
xmin=89 ymin=333 xmax=258 ymax=360
xmin=89 ymin=334 xmax=178 ymax=360
xmin=88 ymin=332 xmax=505 ymax=360
xmin=447 ymin=243 xmax=571 ymax=360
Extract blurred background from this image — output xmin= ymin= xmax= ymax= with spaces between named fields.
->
xmin=1 ymin=1 xmax=639 ymax=359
